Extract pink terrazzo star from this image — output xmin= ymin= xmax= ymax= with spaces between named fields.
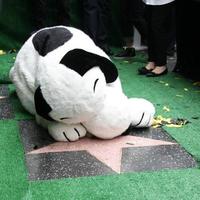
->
xmin=29 ymin=135 xmax=175 ymax=173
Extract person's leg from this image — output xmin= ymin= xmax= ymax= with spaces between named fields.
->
xmin=167 ymin=3 xmax=176 ymax=57
xmin=138 ymin=5 xmax=155 ymax=74
xmin=176 ymin=0 xmax=200 ymax=80
xmin=56 ymin=0 xmax=71 ymax=26
xmin=145 ymin=5 xmax=156 ymax=70
xmin=113 ymin=0 xmax=136 ymax=59
xmin=132 ymin=0 xmax=148 ymax=44
xmin=30 ymin=0 xmax=47 ymax=31
xmin=80 ymin=0 xmax=112 ymax=55
xmin=174 ymin=0 xmax=185 ymax=72
xmin=120 ymin=0 xmax=134 ymax=47
xmin=97 ymin=0 xmax=112 ymax=54
xmin=147 ymin=2 xmax=175 ymax=75
xmin=81 ymin=0 xmax=99 ymax=43
xmin=188 ymin=1 xmax=200 ymax=80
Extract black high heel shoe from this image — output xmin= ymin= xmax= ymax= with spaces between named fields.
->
xmin=146 ymin=68 xmax=168 ymax=77
xmin=138 ymin=67 xmax=153 ymax=75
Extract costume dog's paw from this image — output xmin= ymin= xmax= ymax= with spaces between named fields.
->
xmin=131 ymin=111 xmax=154 ymax=127
xmin=128 ymin=98 xmax=155 ymax=128
xmin=48 ymin=123 xmax=86 ymax=142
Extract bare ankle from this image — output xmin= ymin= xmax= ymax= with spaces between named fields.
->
xmin=146 ymin=62 xmax=155 ymax=70
xmin=152 ymin=66 xmax=167 ymax=73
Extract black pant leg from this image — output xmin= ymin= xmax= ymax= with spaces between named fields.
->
xmin=96 ymin=0 xmax=111 ymax=48
xmin=146 ymin=6 xmax=155 ymax=62
xmin=120 ymin=0 xmax=134 ymax=39
xmin=167 ymin=4 xmax=176 ymax=55
xmin=147 ymin=2 xmax=175 ymax=66
xmin=80 ymin=0 xmax=110 ymax=50
xmin=81 ymin=0 xmax=99 ymax=43
xmin=30 ymin=0 xmax=47 ymax=30
xmin=190 ymin=1 xmax=200 ymax=79
xmin=132 ymin=0 xmax=147 ymax=42
xmin=176 ymin=0 xmax=200 ymax=79
xmin=175 ymin=0 xmax=185 ymax=70
xmin=55 ymin=0 xmax=71 ymax=26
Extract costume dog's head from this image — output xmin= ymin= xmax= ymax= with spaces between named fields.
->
xmin=32 ymin=27 xmax=118 ymax=124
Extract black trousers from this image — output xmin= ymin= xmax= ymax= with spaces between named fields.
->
xmin=31 ymin=0 xmax=70 ymax=31
xmin=146 ymin=2 xmax=175 ymax=66
xmin=176 ymin=0 xmax=200 ymax=80
xmin=80 ymin=0 xmax=111 ymax=49
xmin=120 ymin=0 xmax=147 ymax=43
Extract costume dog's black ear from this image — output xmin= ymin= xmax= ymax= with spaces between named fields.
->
xmin=32 ymin=27 xmax=73 ymax=56
xmin=34 ymin=86 xmax=54 ymax=121
xmin=60 ymin=49 xmax=118 ymax=83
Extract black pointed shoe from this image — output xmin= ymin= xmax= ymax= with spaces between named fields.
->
xmin=146 ymin=68 xmax=168 ymax=77
xmin=138 ymin=67 xmax=153 ymax=75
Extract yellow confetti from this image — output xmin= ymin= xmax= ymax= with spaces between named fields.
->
xmin=152 ymin=118 xmax=162 ymax=125
xmin=152 ymin=124 xmax=161 ymax=128
xmin=152 ymin=115 xmax=189 ymax=128
xmin=165 ymin=83 xmax=169 ymax=86
xmin=0 ymin=50 xmax=6 ymax=55
xmin=193 ymin=82 xmax=200 ymax=86
xmin=163 ymin=106 xmax=170 ymax=112
xmin=155 ymin=115 xmax=171 ymax=122
xmin=166 ymin=124 xmax=182 ymax=128
xmin=176 ymin=94 xmax=183 ymax=97
xmin=184 ymin=88 xmax=188 ymax=91
xmin=152 ymin=115 xmax=171 ymax=127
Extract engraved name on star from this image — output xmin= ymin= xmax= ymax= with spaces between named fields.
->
xmin=28 ymin=135 xmax=175 ymax=173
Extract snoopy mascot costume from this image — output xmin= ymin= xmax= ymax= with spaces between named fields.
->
xmin=10 ymin=26 xmax=155 ymax=142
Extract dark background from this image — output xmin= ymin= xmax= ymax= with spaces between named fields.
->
xmin=0 ymin=0 xmax=122 ymax=50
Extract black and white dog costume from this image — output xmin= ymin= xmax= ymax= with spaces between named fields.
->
xmin=10 ymin=26 xmax=155 ymax=141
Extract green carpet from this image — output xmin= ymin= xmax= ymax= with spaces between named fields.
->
xmin=0 ymin=53 xmax=16 ymax=83
xmin=0 ymin=51 xmax=200 ymax=200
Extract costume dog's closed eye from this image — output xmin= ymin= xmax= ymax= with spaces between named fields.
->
xmin=9 ymin=26 xmax=155 ymax=142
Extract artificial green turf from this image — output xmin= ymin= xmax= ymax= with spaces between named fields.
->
xmin=0 ymin=53 xmax=16 ymax=83
xmin=0 ymin=120 xmax=28 ymax=200
xmin=27 ymin=169 xmax=200 ymax=200
xmin=1 ymin=51 xmax=200 ymax=199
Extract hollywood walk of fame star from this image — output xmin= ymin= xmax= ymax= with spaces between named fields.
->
xmin=28 ymin=135 xmax=175 ymax=173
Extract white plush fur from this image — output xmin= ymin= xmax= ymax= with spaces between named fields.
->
xmin=10 ymin=26 xmax=155 ymax=142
